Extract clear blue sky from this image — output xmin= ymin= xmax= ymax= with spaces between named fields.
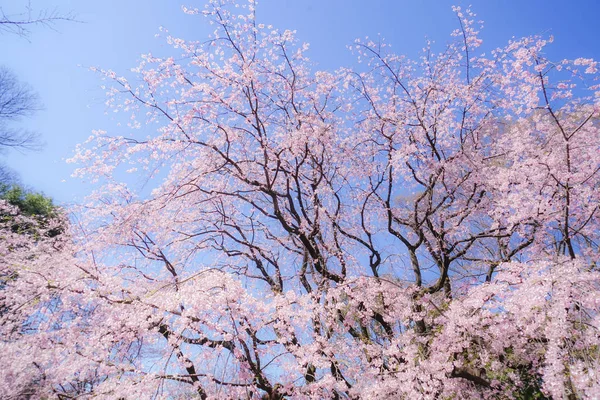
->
xmin=2 ymin=0 xmax=599 ymax=206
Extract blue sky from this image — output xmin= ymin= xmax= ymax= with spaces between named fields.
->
xmin=2 ymin=0 xmax=600 ymax=206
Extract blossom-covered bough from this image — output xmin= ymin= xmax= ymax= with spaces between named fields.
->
xmin=2 ymin=1 xmax=600 ymax=398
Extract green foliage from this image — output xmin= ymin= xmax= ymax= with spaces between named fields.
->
xmin=0 ymin=183 xmax=63 ymax=238
xmin=0 ymin=184 xmax=55 ymax=218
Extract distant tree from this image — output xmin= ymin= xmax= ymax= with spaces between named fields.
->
xmin=0 ymin=1 xmax=77 ymax=171
xmin=0 ymin=162 xmax=17 ymax=185
xmin=0 ymin=184 xmax=55 ymax=218
xmin=0 ymin=1 xmax=76 ymax=38
xmin=0 ymin=66 xmax=42 ymax=153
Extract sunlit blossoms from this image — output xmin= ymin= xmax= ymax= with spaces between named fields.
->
xmin=2 ymin=1 xmax=600 ymax=398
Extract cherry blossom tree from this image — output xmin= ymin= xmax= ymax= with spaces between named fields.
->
xmin=0 ymin=200 xmax=75 ymax=398
xmin=2 ymin=1 xmax=600 ymax=398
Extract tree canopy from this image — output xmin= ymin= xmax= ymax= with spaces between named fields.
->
xmin=1 ymin=1 xmax=599 ymax=399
